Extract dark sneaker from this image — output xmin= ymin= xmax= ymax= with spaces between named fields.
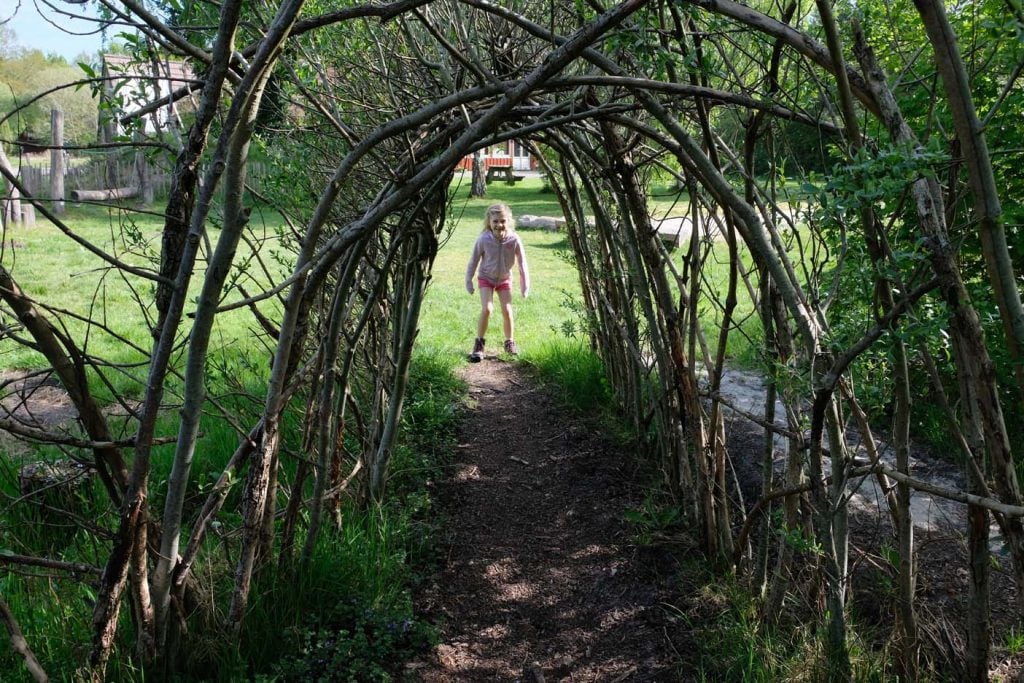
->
xmin=469 ymin=337 xmax=485 ymax=362
xmin=503 ymin=339 xmax=519 ymax=355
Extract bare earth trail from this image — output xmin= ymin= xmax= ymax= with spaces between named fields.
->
xmin=412 ymin=359 xmax=688 ymax=682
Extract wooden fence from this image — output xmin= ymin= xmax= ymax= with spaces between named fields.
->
xmin=11 ymin=157 xmax=268 ymax=203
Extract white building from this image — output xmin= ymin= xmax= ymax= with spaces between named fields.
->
xmin=99 ymin=54 xmax=195 ymax=137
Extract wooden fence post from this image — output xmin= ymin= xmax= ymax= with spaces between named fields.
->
xmin=0 ymin=144 xmax=22 ymax=227
xmin=137 ymin=140 xmax=154 ymax=205
xmin=50 ymin=108 xmax=65 ymax=215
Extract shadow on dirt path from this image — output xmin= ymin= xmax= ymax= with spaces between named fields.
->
xmin=411 ymin=359 xmax=688 ymax=682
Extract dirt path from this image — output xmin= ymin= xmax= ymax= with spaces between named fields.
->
xmin=411 ymin=359 xmax=686 ymax=682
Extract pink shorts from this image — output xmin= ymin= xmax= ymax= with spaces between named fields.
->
xmin=477 ymin=276 xmax=512 ymax=292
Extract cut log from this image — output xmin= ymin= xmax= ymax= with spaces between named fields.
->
xmin=517 ymin=214 xmax=566 ymax=231
xmin=70 ymin=187 xmax=139 ymax=202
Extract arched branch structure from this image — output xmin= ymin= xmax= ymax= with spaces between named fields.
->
xmin=0 ymin=0 xmax=1021 ymax=679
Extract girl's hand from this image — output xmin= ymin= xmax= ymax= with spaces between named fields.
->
xmin=521 ymin=288 xmax=529 ymax=299
xmin=466 ymin=282 xmax=475 ymax=295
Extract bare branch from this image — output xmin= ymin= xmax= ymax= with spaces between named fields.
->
xmin=0 ymin=596 xmax=49 ymax=682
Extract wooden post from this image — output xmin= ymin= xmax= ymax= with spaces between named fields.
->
xmin=100 ymin=67 xmax=118 ymax=190
xmin=50 ymin=108 xmax=65 ymax=215
xmin=0 ymin=144 xmax=22 ymax=227
xmin=135 ymin=131 xmax=153 ymax=205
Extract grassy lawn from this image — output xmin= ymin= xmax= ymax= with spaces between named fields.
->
xmin=0 ymin=202 xmax=287 ymax=398
xmin=1 ymin=204 xmax=161 ymax=367
xmin=2 ymin=175 xmax=762 ymax=380
xmin=2 ymin=180 xmax=581 ymax=373
xmin=421 ymin=173 xmax=763 ymax=366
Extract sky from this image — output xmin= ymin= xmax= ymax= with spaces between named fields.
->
xmin=2 ymin=1 xmax=107 ymax=62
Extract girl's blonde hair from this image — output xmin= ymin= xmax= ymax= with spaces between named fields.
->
xmin=483 ymin=203 xmax=514 ymax=234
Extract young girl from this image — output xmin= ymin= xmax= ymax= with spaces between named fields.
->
xmin=465 ymin=203 xmax=530 ymax=362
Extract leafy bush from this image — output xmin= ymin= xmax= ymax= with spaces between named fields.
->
xmin=272 ymin=601 xmax=437 ymax=682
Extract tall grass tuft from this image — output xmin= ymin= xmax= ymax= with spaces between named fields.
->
xmin=673 ymin=560 xmax=893 ymax=683
xmin=527 ymin=338 xmax=613 ymax=415
xmin=0 ymin=350 xmax=460 ymax=681
xmin=237 ymin=351 xmax=460 ymax=680
xmin=232 ymin=503 xmax=435 ymax=681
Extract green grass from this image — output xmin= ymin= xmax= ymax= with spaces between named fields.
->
xmin=2 ymin=176 xmax=763 ymax=381
xmin=646 ymin=180 xmax=693 ymax=218
xmin=0 ymin=202 xmax=287 ymax=400
xmin=526 ymin=337 xmax=612 ymax=413
xmin=0 ymin=350 xmax=458 ymax=681
xmin=422 ymin=175 xmax=761 ymax=367
xmin=1 ymin=205 xmax=156 ymax=367
xmin=240 ymin=352 xmax=458 ymax=681
xmin=652 ymin=556 xmax=895 ymax=683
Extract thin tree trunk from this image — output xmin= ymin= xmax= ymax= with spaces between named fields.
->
xmin=966 ymin=502 xmax=991 ymax=682
xmin=154 ymin=54 xmax=277 ymax=645
xmin=368 ymin=230 xmax=435 ymax=498
xmin=755 ymin=277 xmax=776 ymax=589
xmin=764 ymin=284 xmax=804 ymax=619
xmin=147 ymin=2 xmax=311 ymax=648
xmin=173 ymin=423 xmax=262 ymax=596
xmin=302 ymin=245 xmax=370 ymax=565
xmin=154 ymin=0 xmax=244 ymax=337
xmin=855 ymin=20 xmax=1024 ymax=612
xmin=601 ymin=121 xmax=720 ymax=557
xmin=551 ymin=136 xmax=649 ymax=455
xmin=892 ymin=336 xmax=918 ymax=678
xmin=470 ymin=150 xmax=486 ymax=197
xmin=912 ymin=0 xmax=1024 ymax=398
xmin=737 ymin=9 xmax=792 ymax=574
xmin=808 ymin=388 xmax=852 ymax=681
xmin=134 ymin=131 xmax=153 ymax=205
xmin=682 ymin=42 xmax=738 ymax=562
xmin=954 ymin=339 xmax=993 ymax=683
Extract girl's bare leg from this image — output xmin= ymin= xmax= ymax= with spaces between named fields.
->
xmin=477 ymin=287 xmax=495 ymax=339
xmin=498 ymin=287 xmax=514 ymax=340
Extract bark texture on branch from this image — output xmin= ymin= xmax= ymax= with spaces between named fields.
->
xmin=0 ymin=596 xmax=49 ymax=683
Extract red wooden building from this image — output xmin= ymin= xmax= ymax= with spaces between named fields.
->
xmin=457 ymin=140 xmax=537 ymax=171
